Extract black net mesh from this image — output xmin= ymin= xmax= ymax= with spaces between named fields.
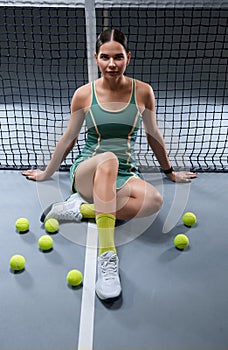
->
xmin=0 ymin=5 xmax=227 ymax=172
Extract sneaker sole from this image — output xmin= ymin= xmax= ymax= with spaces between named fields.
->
xmin=95 ymin=289 xmax=122 ymax=302
xmin=95 ymin=280 xmax=122 ymax=301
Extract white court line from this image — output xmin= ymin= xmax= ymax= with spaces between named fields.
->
xmin=77 ymin=222 xmax=97 ymax=350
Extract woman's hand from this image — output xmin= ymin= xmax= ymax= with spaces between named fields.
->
xmin=22 ymin=169 xmax=49 ymax=182
xmin=166 ymin=171 xmax=197 ymax=183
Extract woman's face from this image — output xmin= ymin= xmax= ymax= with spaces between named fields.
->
xmin=94 ymin=41 xmax=131 ymax=79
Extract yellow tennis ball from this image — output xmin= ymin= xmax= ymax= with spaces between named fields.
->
xmin=182 ymin=212 xmax=197 ymax=227
xmin=66 ymin=269 xmax=83 ymax=287
xmin=38 ymin=235 xmax=53 ymax=251
xmin=174 ymin=234 xmax=189 ymax=250
xmin=10 ymin=254 xmax=26 ymax=271
xmin=44 ymin=218 xmax=59 ymax=233
xmin=15 ymin=218 xmax=30 ymax=233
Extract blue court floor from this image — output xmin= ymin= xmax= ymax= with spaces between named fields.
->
xmin=1 ymin=170 xmax=228 ymax=350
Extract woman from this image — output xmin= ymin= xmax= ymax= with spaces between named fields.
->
xmin=23 ymin=29 xmax=196 ymax=300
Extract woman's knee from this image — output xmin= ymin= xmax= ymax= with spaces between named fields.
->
xmin=74 ymin=152 xmax=119 ymax=200
xmin=145 ymin=188 xmax=163 ymax=214
xmin=153 ymin=191 xmax=163 ymax=212
xmin=96 ymin=152 xmax=119 ymax=176
xmin=101 ymin=151 xmax=119 ymax=164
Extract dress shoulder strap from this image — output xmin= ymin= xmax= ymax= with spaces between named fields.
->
xmin=129 ymin=79 xmax=136 ymax=104
xmin=91 ymin=81 xmax=98 ymax=105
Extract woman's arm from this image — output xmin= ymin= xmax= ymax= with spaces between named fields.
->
xmin=22 ymin=86 xmax=88 ymax=181
xmin=141 ymin=83 xmax=197 ymax=182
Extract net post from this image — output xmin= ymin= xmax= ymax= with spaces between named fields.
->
xmin=85 ymin=0 xmax=98 ymax=82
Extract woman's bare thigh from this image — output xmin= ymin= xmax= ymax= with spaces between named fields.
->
xmin=116 ymin=177 xmax=162 ymax=218
xmin=74 ymin=152 xmax=118 ymax=202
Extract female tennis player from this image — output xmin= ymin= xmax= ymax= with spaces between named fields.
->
xmin=23 ymin=29 xmax=196 ymax=300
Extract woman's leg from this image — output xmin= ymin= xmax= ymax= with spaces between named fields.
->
xmin=116 ymin=177 xmax=163 ymax=220
xmin=75 ymin=155 xmax=163 ymax=222
xmin=74 ymin=151 xmax=118 ymax=215
xmin=75 ymin=152 xmax=121 ymax=300
xmin=75 ymin=152 xmax=119 ymax=255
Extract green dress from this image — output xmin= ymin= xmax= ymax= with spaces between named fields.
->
xmin=70 ymin=79 xmax=143 ymax=192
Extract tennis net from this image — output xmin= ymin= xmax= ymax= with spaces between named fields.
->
xmin=0 ymin=0 xmax=227 ymax=172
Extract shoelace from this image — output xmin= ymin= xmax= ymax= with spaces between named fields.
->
xmin=100 ymin=255 xmax=118 ymax=280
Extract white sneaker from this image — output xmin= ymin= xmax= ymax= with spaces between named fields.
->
xmin=41 ymin=193 xmax=84 ymax=223
xmin=95 ymin=251 xmax=122 ymax=301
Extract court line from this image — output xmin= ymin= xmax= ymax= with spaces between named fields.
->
xmin=77 ymin=222 xmax=97 ymax=350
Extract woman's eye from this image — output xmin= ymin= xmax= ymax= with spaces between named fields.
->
xmin=100 ymin=55 xmax=109 ymax=60
xmin=115 ymin=55 xmax=124 ymax=60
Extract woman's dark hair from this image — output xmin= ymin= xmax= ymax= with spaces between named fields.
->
xmin=96 ymin=29 xmax=130 ymax=54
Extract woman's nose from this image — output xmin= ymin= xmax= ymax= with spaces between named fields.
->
xmin=109 ymin=58 xmax=115 ymax=67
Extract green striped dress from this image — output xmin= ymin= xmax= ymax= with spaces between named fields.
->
xmin=70 ymin=79 xmax=143 ymax=192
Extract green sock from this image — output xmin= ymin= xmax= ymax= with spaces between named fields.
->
xmin=80 ymin=203 xmax=95 ymax=219
xmin=96 ymin=213 xmax=117 ymax=256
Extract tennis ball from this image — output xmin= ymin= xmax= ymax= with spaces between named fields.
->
xmin=15 ymin=218 xmax=30 ymax=233
xmin=66 ymin=269 xmax=83 ymax=287
xmin=44 ymin=218 xmax=59 ymax=233
xmin=10 ymin=254 xmax=26 ymax=271
xmin=38 ymin=235 xmax=53 ymax=251
xmin=182 ymin=212 xmax=197 ymax=227
xmin=174 ymin=234 xmax=189 ymax=250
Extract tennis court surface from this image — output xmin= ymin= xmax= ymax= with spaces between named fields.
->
xmin=0 ymin=171 xmax=228 ymax=349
